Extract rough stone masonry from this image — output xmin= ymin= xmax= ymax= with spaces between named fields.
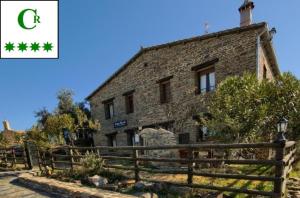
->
xmin=87 ymin=2 xmax=280 ymax=147
xmin=87 ymin=22 xmax=279 ymax=147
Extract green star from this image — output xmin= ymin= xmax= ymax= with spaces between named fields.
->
xmin=5 ymin=42 xmax=15 ymax=52
xmin=31 ymin=42 xmax=40 ymax=52
xmin=43 ymin=42 xmax=53 ymax=52
xmin=18 ymin=42 xmax=28 ymax=52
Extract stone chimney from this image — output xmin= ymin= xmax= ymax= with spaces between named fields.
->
xmin=3 ymin=120 xmax=11 ymax=131
xmin=239 ymin=0 xmax=255 ymax=27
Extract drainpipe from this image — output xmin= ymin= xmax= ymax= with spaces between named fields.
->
xmin=256 ymin=27 xmax=268 ymax=79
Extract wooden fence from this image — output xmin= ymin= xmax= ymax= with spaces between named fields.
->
xmin=37 ymin=140 xmax=296 ymax=198
xmin=0 ymin=143 xmax=32 ymax=170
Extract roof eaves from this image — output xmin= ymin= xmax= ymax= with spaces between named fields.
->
xmin=86 ymin=48 xmax=144 ymax=100
xmin=86 ymin=22 xmax=267 ymax=100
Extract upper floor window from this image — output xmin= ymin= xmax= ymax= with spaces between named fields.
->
xmin=123 ymin=90 xmax=135 ymax=114
xmin=191 ymin=59 xmax=218 ymax=95
xmin=102 ymin=98 xmax=114 ymax=120
xmin=157 ymin=76 xmax=173 ymax=104
xmin=198 ymin=68 xmax=215 ymax=94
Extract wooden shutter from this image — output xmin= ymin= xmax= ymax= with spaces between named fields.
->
xmin=160 ymin=81 xmax=171 ymax=104
xmin=125 ymin=94 xmax=134 ymax=114
xmin=104 ymin=104 xmax=110 ymax=119
xmin=160 ymin=83 xmax=165 ymax=103
xmin=165 ymin=81 xmax=171 ymax=102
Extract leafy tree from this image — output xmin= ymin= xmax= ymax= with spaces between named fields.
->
xmin=203 ymin=73 xmax=300 ymax=143
xmin=56 ymin=89 xmax=74 ymax=114
xmin=26 ymin=126 xmax=51 ymax=148
xmin=30 ymin=89 xmax=100 ymax=146
xmin=34 ymin=107 xmax=51 ymax=126
xmin=43 ymin=114 xmax=75 ymax=144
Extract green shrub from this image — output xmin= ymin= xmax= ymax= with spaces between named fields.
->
xmin=80 ymin=151 xmax=105 ymax=176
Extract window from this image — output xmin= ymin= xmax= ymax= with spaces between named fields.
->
xmin=263 ymin=65 xmax=267 ymax=79
xmin=107 ymin=133 xmax=117 ymax=147
xmin=103 ymin=100 xmax=114 ymax=120
xmin=125 ymin=94 xmax=134 ymax=114
xmin=157 ymin=76 xmax=173 ymax=104
xmin=197 ymin=68 xmax=215 ymax=94
xmin=178 ymin=133 xmax=190 ymax=144
xmin=198 ymin=126 xmax=209 ymax=141
xmin=159 ymin=80 xmax=171 ymax=104
xmin=126 ymin=130 xmax=135 ymax=146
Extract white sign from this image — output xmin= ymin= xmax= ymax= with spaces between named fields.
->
xmin=1 ymin=0 xmax=59 ymax=58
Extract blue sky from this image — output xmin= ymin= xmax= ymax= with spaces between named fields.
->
xmin=1 ymin=0 xmax=299 ymax=130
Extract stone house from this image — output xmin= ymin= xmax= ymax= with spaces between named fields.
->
xmin=86 ymin=1 xmax=280 ymax=147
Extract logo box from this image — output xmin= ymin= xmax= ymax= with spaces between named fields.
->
xmin=0 ymin=0 xmax=59 ymax=59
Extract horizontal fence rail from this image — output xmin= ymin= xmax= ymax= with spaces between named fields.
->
xmin=0 ymin=144 xmax=32 ymax=170
xmin=36 ymin=140 xmax=297 ymax=198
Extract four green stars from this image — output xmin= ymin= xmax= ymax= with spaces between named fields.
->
xmin=4 ymin=42 xmax=54 ymax=52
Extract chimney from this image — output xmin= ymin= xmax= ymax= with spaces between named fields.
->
xmin=3 ymin=120 xmax=11 ymax=131
xmin=239 ymin=0 xmax=255 ymax=27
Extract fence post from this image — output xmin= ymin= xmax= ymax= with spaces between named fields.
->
xmin=273 ymin=138 xmax=286 ymax=198
xmin=4 ymin=148 xmax=8 ymax=166
xmin=133 ymin=148 xmax=140 ymax=182
xmin=50 ymin=148 xmax=55 ymax=171
xmin=36 ymin=146 xmax=42 ymax=172
xmin=69 ymin=147 xmax=74 ymax=172
xmin=24 ymin=142 xmax=33 ymax=170
xmin=12 ymin=147 xmax=16 ymax=167
xmin=23 ymin=147 xmax=27 ymax=169
xmin=187 ymin=148 xmax=194 ymax=185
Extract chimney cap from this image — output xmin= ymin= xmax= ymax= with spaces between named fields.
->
xmin=239 ymin=0 xmax=255 ymax=12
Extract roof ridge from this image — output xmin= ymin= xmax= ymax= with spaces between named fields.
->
xmin=86 ymin=22 xmax=267 ymax=100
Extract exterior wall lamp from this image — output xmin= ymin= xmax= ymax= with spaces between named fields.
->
xmin=276 ymin=118 xmax=288 ymax=142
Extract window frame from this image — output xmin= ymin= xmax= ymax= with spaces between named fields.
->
xmin=157 ymin=76 xmax=173 ymax=104
xmin=159 ymin=80 xmax=171 ymax=104
xmin=125 ymin=130 xmax=135 ymax=146
xmin=102 ymin=98 xmax=114 ymax=120
xmin=197 ymin=67 xmax=216 ymax=94
xmin=125 ymin=93 xmax=134 ymax=114
xmin=106 ymin=133 xmax=117 ymax=147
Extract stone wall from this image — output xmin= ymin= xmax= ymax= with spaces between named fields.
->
xmin=89 ymin=24 xmax=274 ymax=147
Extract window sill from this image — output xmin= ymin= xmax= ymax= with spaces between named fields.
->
xmin=195 ymin=90 xmax=215 ymax=96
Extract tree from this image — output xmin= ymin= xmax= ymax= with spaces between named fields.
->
xmin=56 ymin=89 xmax=74 ymax=114
xmin=43 ymin=114 xmax=75 ymax=144
xmin=30 ymin=89 xmax=100 ymax=147
xmin=34 ymin=107 xmax=51 ymax=126
xmin=26 ymin=126 xmax=50 ymax=148
xmin=203 ymin=73 xmax=300 ymax=143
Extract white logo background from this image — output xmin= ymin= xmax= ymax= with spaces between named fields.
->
xmin=1 ymin=1 xmax=58 ymax=58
